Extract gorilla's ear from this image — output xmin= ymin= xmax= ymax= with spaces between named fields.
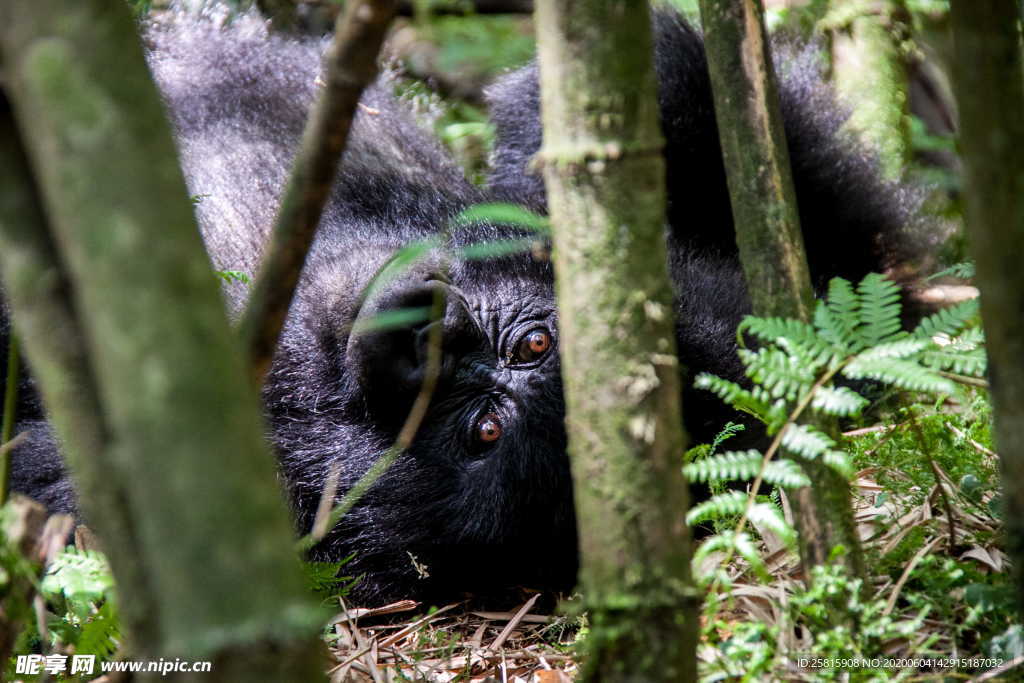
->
xmin=346 ymin=261 xmax=479 ymax=422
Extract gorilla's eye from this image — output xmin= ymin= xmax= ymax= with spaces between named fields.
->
xmin=511 ymin=327 xmax=552 ymax=365
xmin=476 ymin=413 xmax=503 ymax=444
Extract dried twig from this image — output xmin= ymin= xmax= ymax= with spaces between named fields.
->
xmin=241 ymin=0 xmax=399 ymax=385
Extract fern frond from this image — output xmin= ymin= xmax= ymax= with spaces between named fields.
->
xmin=710 ymin=421 xmax=746 ymax=452
xmin=740 ymin=347 xmax=817 ymax=401
xmin=762 ymin=459 xmax=812 ymax=488
xmin=780 ymin=423 xmax=835 ymax=459
xmin=687 ymin=490 xmax=749 ymax=526
xmin=913 ymin=298 xmax=979 ymax=340
xmin=692 ymin=530 xmax=769 ymax=581
xmin=852 ymin=338 xmax=928 ymax=361
xmin=693 ymin=530 xmax=738 ymax=572
xmin=684 ymin=450 xmax=762 ymax=483
xmin=76 ymin=602 xmax=120 ymax=659
xmin=855 ymin=273 xmax=903 ymax=347
xmin=922 ymin=347 xmax=988 ymax=377
xmin=816 ymin=278 xmax=860 ymax=352
xmin=810 ymin=385 xmax=869 ymax=417
xmin=739 ymin=316 xmax=837 ymax=364
xmin=733 ymin=530 xmax=770 ymax=581
xmin=694 ymin=373 xmax=773 ymax=419
xmin=746 ymin=502 xmax=797 ymax=547
xmin=844 ymin=356 xmax=957 ymax=394
xmin=820 ymin=449 xmax=854 ymax=478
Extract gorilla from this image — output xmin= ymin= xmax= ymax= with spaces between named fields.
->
xmin=2 ymin=9 xmax=925 ymax=605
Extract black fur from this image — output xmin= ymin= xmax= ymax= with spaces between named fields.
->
xmin=4 ymin=10 xmax=924 ymax=605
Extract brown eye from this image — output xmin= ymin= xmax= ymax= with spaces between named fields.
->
xmin=476 ymin=413 xmax=502 ymax=443
xmin=513 ymin=327 xmax=552 ymax=364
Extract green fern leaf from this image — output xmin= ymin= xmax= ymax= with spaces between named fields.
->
xmin=687 ymin=490 xmax=749 ymax=526
xmin=75 ymin=602 xmax=120 ymax=659
xmin=710 ymin=421 xmax=746 ymax=452
xmin=684 ymin=450 xmax=762 ymax=483
xmin=747 ymin=502 xmax=796 ymax=546
xmin=922 ymin=347 xmax=987 ymax=377
xmin=733 ymin=531 xmax=770 ymax=581
xmin=780 ymin=423 xmax=834 ymax=459
xmin=740 ymin=347 xmax=816 ymax=401
xmin=740 ymin=316 xmax=838 ymax=364
xmin=913 ymin=298 xmax=979 ymax=340
xmin=816 ymin=278 xmax=860 ymax=352
xmin=694 ymin=373 xmax=773 ymax=419
xmin=762 ymin=459 xmax=812 ymax=488
xmin=810 ymin=385 xmax=869 ymax=416
xmin=693 ymin=530 xmax=738 ymax=574
xmin=855 ymin=273 xmax=903 ymax=347
xmin=852 ymin=338 xmax=928 ymax=361
xmin=819 ymin=449 xmax=854 ymax=478
xmin=844 ymin=356 xmax=957 ymax=394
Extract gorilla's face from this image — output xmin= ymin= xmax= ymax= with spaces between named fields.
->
xmin=268 ymin=247 xmax=578 ymax=603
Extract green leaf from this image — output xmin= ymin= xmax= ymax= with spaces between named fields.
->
xmin=810 ymin=385 xmax=868 ymax=416
xmin=739 ymin=316 xmax=836 ymax=364
xmin=816 ymin=277 xmax=860 ymax=352
xmin=733 ymin=531 xmax=770 ymax=581
xmin=687 ymin=490 xmax=749 ymax=526
xmin=746 ymin=502 xmax=796 ymax=547
xmin=215 ymin=269 xmax=251 ymax=284
xmin=684 ymin=450 xmax=762 ymax=483
xmin=740 ymin=346 xmax=817 ymax=401
xmin=922 ymin=346 xmax=987 ymax=377
xmin=694 ymin=373 xmax=774 ymax=421
xmin=855 ymin=273 xmax=904 ymax=347
xmin=913 ymin=298 xmax=979 ymax=339
xmin=456 ymin=237 xmax=536 ymax=261
xmin=41 ymin=548 xmax=116 ymax=620
xmin=780 ymin=423 xmax=834 ymax=459
xmin=350 ymin=307 xmax=432 ymax=335
xmin=710 ymin=421 xmax=746 ymax=452
xmin=821 ymin=450 xmax=854 ymax=478
xmin=852 ymin=338 xmax=928 ymax=361
xmin=361 ymin=237 xmax=442 ymax=302
xmin=451 ymin=202 xmax=550 ymax=234
xmin=762 ymin=459 xmax=812 ymax=488
xmin=844 ymin=356 xmax=957 ymax=394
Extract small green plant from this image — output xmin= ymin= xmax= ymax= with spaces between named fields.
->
xmin=41 ymin=547 xmax=121 ymax=661
xmin=304 ymin=557 xmax=359 ymax=603
xmin=788 ymin=562 xmax=935 ymax=681
xmin=686 ymin=274 xmax=984 ymax=581
xmin=215 ymin=269 xmax=251 ymax=285
xmin=2 ymin=538 xmax=122 ymax=681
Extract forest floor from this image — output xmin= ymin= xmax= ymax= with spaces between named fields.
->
xmin=325 ymin=429 xmax=1017 ymax=682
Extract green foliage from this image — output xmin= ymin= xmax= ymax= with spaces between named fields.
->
xmin=40 ymin=547 xmax=121 ymax=661
xmin=700 ymin=561 xmax=937 ymax=681
xmin=215 ymin=269 xmax=251 ymax=285
xmin=452 ymin=202 xmax=551 ymax=234
xmin=687 ymin=274 xmax=984 ymax=582
xmin=2 ymin=533 xmax=122 ymax=681
xmin=304 ymin=558 xmax=358 ymax=602
xmin=926 ymin=261 xmax=975 ymax=281
xmin=790 ymin=563 xmax=934 ymax=681
xmin=422 ymin=15 xmax=534 ymax=78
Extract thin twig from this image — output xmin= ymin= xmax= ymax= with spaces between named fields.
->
xmin=946 ymin=422 xmax=998 ymax=459
xmin=241 ymin=0 xmax=399 ymax=385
